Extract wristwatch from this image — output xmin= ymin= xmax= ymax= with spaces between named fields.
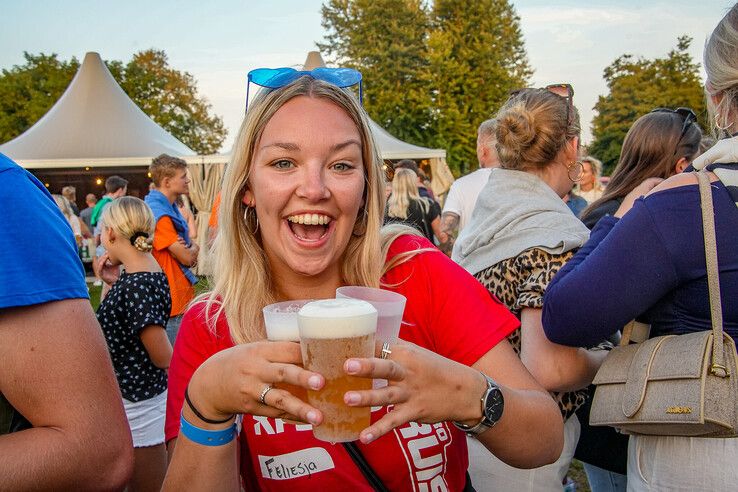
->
xmin=453 ymin=374 xmax=505 ymax=435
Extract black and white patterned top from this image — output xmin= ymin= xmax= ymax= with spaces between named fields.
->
xmin=97 ymin=271 xmax=171 ymax=402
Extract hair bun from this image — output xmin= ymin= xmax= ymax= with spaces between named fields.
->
xmin=131 ymin=232 xmax=153 ymax=253
xmin=496 ymin=104 xmax=538 ymax=170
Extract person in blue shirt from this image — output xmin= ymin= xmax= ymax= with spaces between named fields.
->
xmin=0 ymin=153 xmax=133 ymax=489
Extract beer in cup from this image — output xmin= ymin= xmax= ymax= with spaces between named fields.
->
xmin=336 ymin=286 xmax=406 ymax=388
xmin=262 ymin=300 xmax=313 ymax=400
xmin=298 ymin=299 xmax=377 ymax=443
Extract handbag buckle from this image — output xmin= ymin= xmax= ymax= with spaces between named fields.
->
xmin=710 ymin=363 xmax=729 ymax=377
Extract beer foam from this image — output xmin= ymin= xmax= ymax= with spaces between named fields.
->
xmin=298 ymin=299 xmax=377 ymax=339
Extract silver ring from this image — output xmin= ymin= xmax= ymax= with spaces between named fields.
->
xmin=259 ymin=384 xmax=273 ymax=405
xmin=380 ymin=342 xmax=392 ymax=360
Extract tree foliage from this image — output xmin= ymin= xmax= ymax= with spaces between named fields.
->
xmin=320 ymin=0 xmax=530 ymax=175
xmin=0 ymin=50 xmax=226 ymax=154
xmin=589 ymin=36 xmax=706 ymax=174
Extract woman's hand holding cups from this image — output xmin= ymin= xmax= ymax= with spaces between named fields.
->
xmin=187 ymin=341 xmax=325 ymax=426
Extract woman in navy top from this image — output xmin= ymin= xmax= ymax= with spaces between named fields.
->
xmin=543 ymin=7 xmax=738 ymax=489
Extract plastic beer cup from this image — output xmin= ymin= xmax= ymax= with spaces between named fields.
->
xmin=336 ymin=286 xmax=406 ymax=388
xmin=262 ymin=300 xmax=313 ymax=401
xmin=298 ymin=299 xmax=377 ymax=443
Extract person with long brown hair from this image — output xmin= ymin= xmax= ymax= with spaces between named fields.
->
xmin=161 ymin=71 xmax=563 ymax=491
xmin=544 ymin=5 xmax=738 ymax=488
xmin=581 ymin=110 xmax=702 ymax=229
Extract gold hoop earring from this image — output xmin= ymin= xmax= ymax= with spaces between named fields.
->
xmin=567 ymin=161 xmax=584 ymax=183
xmin=244 ymin=206 xmax=259 ymax=235
xmin=715 ymin=113 xmax=734 ymax=132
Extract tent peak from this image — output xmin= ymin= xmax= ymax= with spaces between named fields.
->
xmin=302 ymin=51 xmax=326 ymax=70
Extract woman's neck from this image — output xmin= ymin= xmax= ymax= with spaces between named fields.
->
xmin=579 ymin=181 xmax=595 ymax=192
xmin=272 ymin=266 xmax=343 ymax=302
xmin=117 ymin=247 xmax=161 ymax=274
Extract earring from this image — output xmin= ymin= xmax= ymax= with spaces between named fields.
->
xmin=244 ymin=206 xmax=260 ymax=235
xmin=715 ymin=113 xmax=734 ymax=132
xmin=567 ymin=161 xmax=584 ymax=183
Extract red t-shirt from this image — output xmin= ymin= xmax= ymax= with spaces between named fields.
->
xmin=166 ymin=235 xmax=518 ymax=491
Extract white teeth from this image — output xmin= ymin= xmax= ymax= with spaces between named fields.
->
xmin=287 ymin=214 xmax=332 ymax=225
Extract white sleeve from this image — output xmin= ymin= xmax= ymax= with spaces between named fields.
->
xmin=442 ymin=182 xmax=462 ymax=216
xmin=70 ymin=216 xmax=82 ymax=236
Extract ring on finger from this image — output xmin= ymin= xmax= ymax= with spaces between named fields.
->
xmin=259 ymin=384 xmax=274 ymax=405
xmin=380 ymin=342 xmax=392 ymax=360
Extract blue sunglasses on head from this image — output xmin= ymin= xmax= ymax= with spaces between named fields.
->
xmin=246 ymin=67 xmax=363 ymax=113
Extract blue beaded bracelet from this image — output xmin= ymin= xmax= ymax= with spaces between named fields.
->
xmin=180 ymin=414 xmax=236 ymax=447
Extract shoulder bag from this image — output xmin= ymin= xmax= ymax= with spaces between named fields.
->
xmin=590 ymin=171 xmax=738 ymax=437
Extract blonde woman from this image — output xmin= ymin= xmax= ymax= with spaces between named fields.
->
xmin=52 ymin=194 xmax=82 ymax=247
xmin=96 ymin=196 xmax=172 ymax=491
xmin=162 ymin=72 xmax=563 ymax=491
xmin=453 ymin=87 xmax=609 ymax=490
xmin=577 ymin=156 xmax=605 ymax=203
xmin=386 ymin=168 xmax=444 ymax=243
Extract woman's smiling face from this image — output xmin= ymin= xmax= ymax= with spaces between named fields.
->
xmin=244 ymin=95 xmax=365 ymax=284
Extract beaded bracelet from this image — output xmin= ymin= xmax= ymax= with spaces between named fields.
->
xmin=180 ymin=414 xmax=237 ymax=447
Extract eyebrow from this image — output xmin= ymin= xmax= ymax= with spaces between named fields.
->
xmin=259 ymin=139 xmax=362 ymax=153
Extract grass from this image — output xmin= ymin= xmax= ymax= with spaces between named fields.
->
xmin=568 ymin=460 xmax=591 ymax=491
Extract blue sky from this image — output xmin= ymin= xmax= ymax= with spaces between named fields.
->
xmin=1 ymin=0 xmax=733 ymax=152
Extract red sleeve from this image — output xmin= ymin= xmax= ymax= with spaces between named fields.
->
xmin=383 ymin=235 xmax=519 ymax=366
xmin=153 ymin=216 xmax=179 ymax=251
xmin=165 ymin=302 xmax=235 ymax=443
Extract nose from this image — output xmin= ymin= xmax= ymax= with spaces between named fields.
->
xmin=296 ymin=164 xmax=330 ymax=202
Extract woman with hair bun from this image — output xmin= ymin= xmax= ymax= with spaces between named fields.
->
xmin=96 ymin=195 xmax=173 ymax=491
xmin=453 ymin=87 xmax=609 ymax=490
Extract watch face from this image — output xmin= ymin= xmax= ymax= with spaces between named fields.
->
xmin=483 ymin=386 xmax=504 ymax=424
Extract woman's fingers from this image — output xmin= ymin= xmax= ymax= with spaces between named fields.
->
xmin=344 ymin=384 xmax=409 ymax=408
xmin=258 ymin=387 xmax=322 ymax=426
xmin=358 ymin=406 xmax=416 ymax=444
xmin=344 ymin=357 xmax=407 ymax=382
xmin=266 ymin=362 xmax=324 ymax=391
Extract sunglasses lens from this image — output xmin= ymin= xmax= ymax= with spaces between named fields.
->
xmin=312 ymin=67 xmax=362 ymax=88
xmin=249 ymin=68 xmax=300 ymax=88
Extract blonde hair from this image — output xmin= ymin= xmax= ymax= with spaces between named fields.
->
xmin=387 ymin=168 xmax=428 ymax=219
xmin=205 ymin=76 xmax=386 ymax=344
xmin=579 ymin=155 xmax=604 ymax=191
xmin=495 ymin=89 xmax=581 ymax=172
xmin=704 ymin=5 xmax=738 ymax=136
xmin=52 ymin=194 xmax=74 ymax=219
xmin=150 ymin=154 xmax=188 ymax=187
xmin=99 ymin=196 xmax=155 ymax=253
xmin=61 ymin=186 xmax=76 ymax=203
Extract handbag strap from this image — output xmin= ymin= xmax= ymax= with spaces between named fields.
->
xmin=343 ymin=442 xmax=390 ymax=492
xmin=696 ymin=171 xmax=729 ymax=377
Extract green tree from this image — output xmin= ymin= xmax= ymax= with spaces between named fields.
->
xmin=0 ymin=50 xmax=226 ymax=154
xmin=319 ymin=0 xmax=434 ymax=146
xmin=429 ymin=0 xmax=531 ymax=175
xmin=0 ymin=53 xmax=80 ymax=144
xmin=589 ymin=36 xmax=706 ymax=174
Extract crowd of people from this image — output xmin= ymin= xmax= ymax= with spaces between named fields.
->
xmin=2 ymin=4 xmax=738 ymax=492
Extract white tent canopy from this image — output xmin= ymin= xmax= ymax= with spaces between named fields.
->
xmin=0 ymin=52 xmax=194 ymax=168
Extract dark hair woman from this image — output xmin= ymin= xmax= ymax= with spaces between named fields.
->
xmin=581 ymin=109 xmax=702 ymax=229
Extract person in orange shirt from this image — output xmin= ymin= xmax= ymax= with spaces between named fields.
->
xmin=207 ymin=191 xmax=221 ymax=246
xmin=145 ymin=155 xmax=200 ymax=344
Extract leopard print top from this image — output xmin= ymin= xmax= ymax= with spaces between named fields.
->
xmin=474 ymin=247 xmax=587 ymax=421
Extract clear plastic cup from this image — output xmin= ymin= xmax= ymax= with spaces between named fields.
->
xmin=298 ymin=299 xmax=378 ymax=443
xmin=335 ymin=286 xmax=406 ymax=345
xmin=262 ymin=300 xmax=313 ymax=401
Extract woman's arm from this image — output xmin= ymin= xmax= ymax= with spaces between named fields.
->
xmin=140 ymin=325 xmax=173 ymax=369
xmin=519 ymin=308 xmax=607 ymax=392
xmin=343 ymin=339 xmax=564 ymax=469
xmin=162 ymin=341 xmax=325 ymax=490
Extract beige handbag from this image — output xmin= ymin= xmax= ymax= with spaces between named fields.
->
xmin=590 ymin=172 xmax=738 ymax=437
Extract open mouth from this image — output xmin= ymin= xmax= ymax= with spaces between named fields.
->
xmin=287 ymin=213 xmax=332 ymax=242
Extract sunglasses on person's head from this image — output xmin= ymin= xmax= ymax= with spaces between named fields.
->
xmin=650 ymin=107 xmax=697 ymax=156
xmin=245 ymin=67 xmax=363 ymax=113
xmin=509 ymin=84 xmax=575 ymax=125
